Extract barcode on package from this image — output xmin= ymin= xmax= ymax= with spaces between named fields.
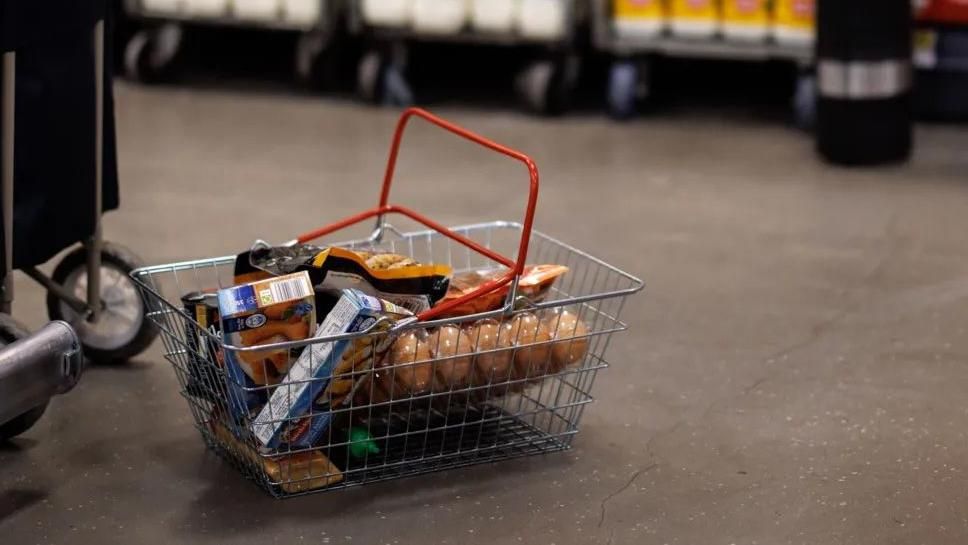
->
xmin=262 ymin=275 xmax=312 ymax=305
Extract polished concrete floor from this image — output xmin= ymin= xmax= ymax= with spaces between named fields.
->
xmin=2 ymin=81 xmax=968 ymax=545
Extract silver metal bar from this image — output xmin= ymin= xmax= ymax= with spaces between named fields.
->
xmin=86 ymin=20 xmax=105 ymax=323
xmin=22 ymin=267 xmax=92 ymax=317
xmin=1 ymin=52 xmax=15 ymax=315
xmin=0 ymin=321 xmax=83 ymax=425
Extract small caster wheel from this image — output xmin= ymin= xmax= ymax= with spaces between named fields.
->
xmin=516 ymin=57 xmax=576 ymax=116
xmin=357 ymin=50 xmax=413 ymax=106
xmin=123 ymin=23 xmax=184 ymax=83
xmin=793 ymin=71 xmax=816 ymax=131
xmin=607 ymin=61 xmax=638 ymax=120
xmin=46 ymin=242 xmax=157 ymax=364
xmin=0 ymin=314 xmax=48 ymax=441
xmin=294 ymin=30 xmax=340 ymax=91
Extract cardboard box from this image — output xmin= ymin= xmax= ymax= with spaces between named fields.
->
xmin=252 ymin=289 xmax=411 ymax=449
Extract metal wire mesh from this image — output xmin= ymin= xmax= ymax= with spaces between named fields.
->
xmin=132 ymin=221 xmax=642 ymax=497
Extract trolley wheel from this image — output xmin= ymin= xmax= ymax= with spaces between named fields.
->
xmin=46 ymin=243 xmax=157 ymax=364
xmin=0 ymin=314 xmax=48 ymax=442
xmin=607 ymin=61 xmax=638 ymax=120
xmin=516 ymin=57 xmax=576 ymax=116
xmin=123 ymin=23 xmax=183 ymax=83
xmin=294 ymin=31 xmax=340 ymax=90
xmin=793 ymin=71 xmax=817 ymax=131
xmin=357 ymin=50 xmax=413 ymax=107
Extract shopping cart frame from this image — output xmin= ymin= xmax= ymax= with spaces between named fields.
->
xmin=348 ymin=1 xmax=589 ymax=114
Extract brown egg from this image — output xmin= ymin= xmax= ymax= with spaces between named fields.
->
xmin=429 ymin=325 xmax=474 ymax=392
xmin=469 ymin=319 xmax=514 ymax=386
xmin=386 ymin=330 xmax=435 ymax=396
xmin=544 ymin=310 xmax=590 ymax=371
xmin=506 ymin=313 xmax=553 ymax=381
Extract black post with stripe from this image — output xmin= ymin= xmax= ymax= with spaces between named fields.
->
xmin=816 ymin=0 xmax=913 ymax=165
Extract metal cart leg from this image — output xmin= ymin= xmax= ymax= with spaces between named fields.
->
xmin=86 ymin=20 xmax=105 ymax=324
xmin=1 ymin=52 xmax=15 ymax=316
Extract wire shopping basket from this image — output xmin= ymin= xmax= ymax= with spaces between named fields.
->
xmin=131 ymin=108 xmax=644 ymax=498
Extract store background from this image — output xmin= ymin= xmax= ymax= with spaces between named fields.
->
xmin=2 ymin=1 xmax=968 ymax=544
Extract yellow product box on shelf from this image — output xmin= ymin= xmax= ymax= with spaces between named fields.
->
xmin=613 ymin=0 xmax=667 ymax=36
xmin=772 ymin=0 xmax=815 ymax=44
xmin=722 ymin=0 xmax=769 ymax=25
xmin=669 ymin=0 xmax=719 ymax=37
xmin=721 ymin=0 xmax=769 ymax=41
xmin=669 ymin=0 xmax=718 ymax=21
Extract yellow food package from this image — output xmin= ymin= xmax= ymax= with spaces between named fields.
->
xmin=669 ymin=0 xmax=719 ymax=37
xmin=722 ymin=0 xmax=768 ymax=25
xmin=721 ymin=0 xmax=769 ymax=41
xmin=670 ymin=0 xmax=717 ymax=20
xmin=772 ymin=0 xmax=814 ymax=45
xmin=613 ymin=0 xmax=667 ymax=36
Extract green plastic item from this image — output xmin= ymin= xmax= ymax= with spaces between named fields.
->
xmin=348 ymin=427 xmax=380 ymax=459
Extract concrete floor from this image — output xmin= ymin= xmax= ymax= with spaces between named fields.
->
xmin=2 ymin=82 xmax=968 ymax=545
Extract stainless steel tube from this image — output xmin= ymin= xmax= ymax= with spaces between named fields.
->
xmin=0 ymin=321 xmax=83 ymax=425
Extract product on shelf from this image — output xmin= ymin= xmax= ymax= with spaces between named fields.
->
xmin=218 ymin=271 xmax=316 ymax=421
xmin=471 ymin=0 xmax=517 ymax=33
xmin=362 ymin=0 xmax=413 ymax=27
xmin=412 ymin=0 xmax=469 ymax=34
xmin=251 ymin=289 xmax=411 ymax=449
xmin=283 ymin=0 xmax=321 ymax=25
xmin=234 ymin=0 xmax=278 ymax=21
xmin=238 ymin=243 xmax=452 ymax=316
xmin=613 ymin=0 xmax=668 ymax=39
xmin=184 ymin=0 xmax=230 ymax=17
xmin=517 ymin=0 xmax=569 ymax=40
xmin=771 ymin=0 xmax=814 ymax=47
xmin=434 ymin=264 xmax=568 ymax=318
xmin=721 ymin=0 xmax=770 ymax=42
xmin=669 ymin=0 xmax=720 ymax=38
xmin=142 ymin=0 xmax=181 ymax=14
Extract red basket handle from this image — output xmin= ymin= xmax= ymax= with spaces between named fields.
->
xmin=295 ymin=107 xmax=540 ymax=322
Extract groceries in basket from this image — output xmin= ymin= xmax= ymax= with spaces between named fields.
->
xmin=218 ymin=272 xmax=317 ymax=419
xmin=211 ymin=419 xmax=343 ymax=493
xmin=360 ymin=309 xmax=591 ymax=405
xmin=235 ymin=243 xmax=452 ymax=315
xmin=251 ymin=289 xmax=413 ymax=449
xmin=181 ymin=291 xmax=223 ymax=401
xmin=433 ymin=264 xmax=569 ymax=318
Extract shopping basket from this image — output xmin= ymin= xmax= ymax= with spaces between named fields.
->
xmin=131 ymin=108 xmax=643 ymax=498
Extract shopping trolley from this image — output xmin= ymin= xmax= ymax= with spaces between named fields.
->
xmin=1 ymin=6 xmax=153 ymax=439
xmin=592 ymin=0 xmax=816 ymax=124
xmin=348 ymin=1 xmax=589 ymax=114
xmin=120 ymin=0 xmax=348 ymax=87
xmin=132 ymin=107 xmax=643 ymax=497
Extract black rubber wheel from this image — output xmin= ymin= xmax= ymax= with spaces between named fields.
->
xmin=0 ymin=314 xmax=48 ymax=441
xmin=517 ymin=57 xmax=577 ymax=116
xmin=46 ymin=242 xmax=157 ymax=364
xmin=607 ymin=60 xmax=639 ymax=120
xmin=357 ymin=49 xmax=413 ymax=106
xmin=294 ymin=30 xmax=342 ymax=91
xmin=357 ymin=50 xmax=385 ymax=103
xmin=793 ymin=71 xmax=817 ymax=131
xmin=123 ymin=24 xmax=183 ymax=83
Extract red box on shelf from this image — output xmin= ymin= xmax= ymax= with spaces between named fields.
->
xmin=917 ymin=0 xmax=968 ymax=25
